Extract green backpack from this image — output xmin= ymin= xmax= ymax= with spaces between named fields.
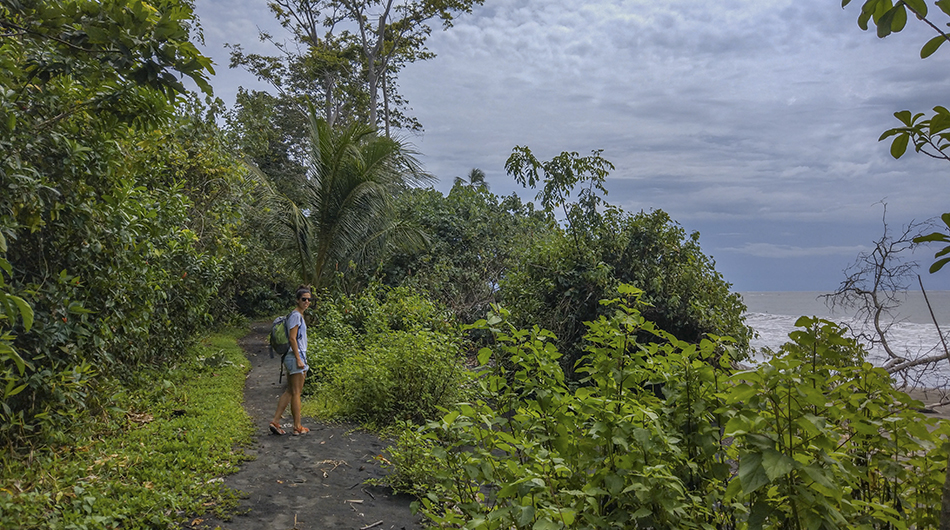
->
xmin=268 ymin=313 xmax=291 ymax=359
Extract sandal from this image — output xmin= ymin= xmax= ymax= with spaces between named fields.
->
xmin=293 ymin=426 xmax=310 ymax=435
xmin=269 ymin=421 xmax=286 ymax=435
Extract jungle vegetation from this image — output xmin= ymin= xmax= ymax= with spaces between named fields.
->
xmin=0 ymin=1 xmax=947 ymax=528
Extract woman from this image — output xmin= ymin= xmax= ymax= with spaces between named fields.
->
xmin=269 ymin=286 xmax=311 ymax=435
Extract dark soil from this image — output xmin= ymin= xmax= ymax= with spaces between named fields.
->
xmin=192 ymin=321 xmax=422 ymax=530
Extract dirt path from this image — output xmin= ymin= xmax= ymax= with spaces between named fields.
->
xmin=194 ymin=321 xmax=421 ymax=530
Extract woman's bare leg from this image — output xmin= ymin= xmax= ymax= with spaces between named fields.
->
xmin=287 ymin=372 xmax=305 ymax=429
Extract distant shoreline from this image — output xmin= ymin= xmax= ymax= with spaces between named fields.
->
xmin=739 ymin=290 xmax=950 ymax=326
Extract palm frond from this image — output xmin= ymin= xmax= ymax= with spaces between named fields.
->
xmin=251 ymin=103 xmax=429 ymax=291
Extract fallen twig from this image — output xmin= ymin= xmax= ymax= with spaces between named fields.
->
xmin=360 ymin=521 xmax=383 ymax=530
xmin=926 ymin=399 xmax=950 ymax=411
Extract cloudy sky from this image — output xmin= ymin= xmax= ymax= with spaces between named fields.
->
xmin=192 ymin=0 xmax=950 ymax=292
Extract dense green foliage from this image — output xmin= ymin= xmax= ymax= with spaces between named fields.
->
xmin=5 ymin=2 xmax=934 ymax=527
xmin=0 ymin=0 xmax=288 ymax=448
xmin=0 ymin=331 xmax=254 ymax=529
xmin=381 ymin=287 xmax=948 ymax=529
xmin=304 ymin=285 xmax=472 ymax=427
xmin=250 ymin=104 xmax=431 ymax=292
xmin=381 ymin=184 xmax=554 ymax=323
xmin=375 ymin=178 xmax=750 ymax=376
xmin=501 ymin=206 xmax=751 ymax=377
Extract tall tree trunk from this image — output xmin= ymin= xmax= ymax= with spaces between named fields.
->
xmin=324 ymin=73 xmax=335 ymax=127
xmin=382 ymin=72 xmax=390 ymax=137
xmin=366 ymin=60 xmax=378 ymax=127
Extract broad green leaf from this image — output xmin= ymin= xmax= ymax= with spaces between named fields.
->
xmin=761 ymin=448 xmax=795 ymax=481
xmin=878 ymin=128 xmax=901 ymax=140
xmin=858 ymin=7 xmax=873 ymax=30
xmin=921 ymin=35 xmax=947 ymax=58
xmin=903 ymin=0 xmax=928 ymax=16
xmin=12 ymin=296 xmax=34 ymax=331
xmin=937 ymin=0 xmax=950 ymax=16
xmin=894 ymin=110 xmax=913 ymax=125
xmin=890 ymin=133 xmax=909 ymax=158
xmin=604 ymin=473 xmax=623 ymax=495
xmin=931 ymin=113 xmax=950 ymax=134
xmin=533 ymin=518 xmax=560 ymax=530
xmin=891 ymin=4 xmax=907 ymax=33
xmin=738 ymin=452 xmax=770 ymax=494
xmin=724 ymin=416 xmax=751 ymax=437
xmin=930 ymin=256 xmax=950 ymax=273
xmin=724 ymin=475 xmax=743 ymax=501
xmin=801 ymin=463 xmax=837 ymax=490
xmin=876 ymin=5 xmax=897 ymax=37
xmin=442 ymin=410 xmax=460 ymax=427
xmin=517 ymin=505 xmax=536 ymax=527
xmin=559 ymin=509 xmax=576 ymax=526
xmin=914 ymin=232 xmax=950 ymax=243
xmin=730 ymin=382 xmax=760 ymax=402
xmin=477 ymin=347 xmax=492 ymax=365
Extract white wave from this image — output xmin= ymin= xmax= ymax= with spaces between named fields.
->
xmin=744 ymin=312 xmax=950 ymax=389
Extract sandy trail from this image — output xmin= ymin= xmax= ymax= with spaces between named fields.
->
xmin=193 ymin=321 xmax=420 ymax=530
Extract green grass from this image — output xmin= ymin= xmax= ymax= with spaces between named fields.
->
xmin=0 ymin=330 xmax=255 ymax=529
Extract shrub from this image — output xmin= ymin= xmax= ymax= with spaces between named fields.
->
xmin=308 ymin=285 xmax=471 ymax=426
xmin=384 ymin=287 xmax=949 ymax=529
xmin=328 ymin=330 xmax=468 ymax=425
xmin=501 ymin=209 xmax=752 ymax=380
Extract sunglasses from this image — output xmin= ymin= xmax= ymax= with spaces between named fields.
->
xmin=300 ymin=298 xmax=312 ymax=302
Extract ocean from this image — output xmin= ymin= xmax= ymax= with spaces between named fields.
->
xmin=740 ymin=291 xmax=950 ymax=388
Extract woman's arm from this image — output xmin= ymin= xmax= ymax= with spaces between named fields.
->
xmin=288 ymin=325 xmax=304 ymax=368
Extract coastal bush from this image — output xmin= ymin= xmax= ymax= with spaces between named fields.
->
xmin=307 ymin=285 xmax=471 ymax=426
xmin=501 ymin=209 xmax=751 ymax=379
xmin=382 ymin=286 xmax=949 ymax=529
xmin=721 ymin=316 xmax=949 ymax=529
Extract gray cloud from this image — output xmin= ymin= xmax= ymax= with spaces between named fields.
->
xmin=193 ymin=0 xmax=950 ymax=290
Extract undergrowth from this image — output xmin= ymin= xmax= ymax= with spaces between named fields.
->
xmin=302 ymin=285 xmax=473 ymax=428
xmin=0 ymin=330 xmax=254 ymax=529
xmin=380 ymin=286 xmax=949 ymax=529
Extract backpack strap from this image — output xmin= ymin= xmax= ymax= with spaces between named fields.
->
xmin=278 ymin=310 xmax=295 ymax=383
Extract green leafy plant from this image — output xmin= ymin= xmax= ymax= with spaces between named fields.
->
xmin=722 ymin=316 xmax=949 ymax=529
xmin=388 ymin=286 xmax=735 ymax=529
xmin=306 ymin=285 xmax=471 ymax=427
xmin=382 ymin=288 xmax=948 ymax=529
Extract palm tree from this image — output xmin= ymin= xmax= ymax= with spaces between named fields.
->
xmin=251 ymin=102 xmax=431 ymax=291
xmin=453 ymin=167 xmax=489 ymax=190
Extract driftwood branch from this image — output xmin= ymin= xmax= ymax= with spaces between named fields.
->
xmin=919 ymin=275 xmax=950 ymax=365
